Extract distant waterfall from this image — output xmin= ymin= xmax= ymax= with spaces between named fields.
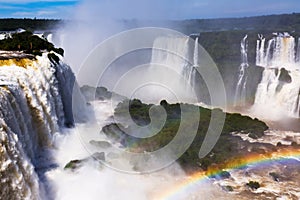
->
xmin=234 ymin=35 xmax=249 ymax=106
xmin=253 ymin=33 xmax=300 ymax=118
xmin=184 ymin=37 xmax=199 ymax=89
xmin=297 ymin=38 xmax=300 ymax=63
xmin=256 ymin=33 xmax=298 ymax=69
xmin=0 ymin=53 xmax=84 ymax=199
xmin=146 ymin=36 xmax=199 ymax=103
xmin=193 ymin=37 xmax=199 ymax=66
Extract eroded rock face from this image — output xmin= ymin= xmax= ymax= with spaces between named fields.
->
xmin=0 ymin=52 xmax=84 ymax=199
xmin=80 ymin=85 xmax=125 ymax=102
xmin=278 ymin=68 xmax=292 ymax=83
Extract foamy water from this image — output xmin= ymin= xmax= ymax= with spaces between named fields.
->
xmin=44 ymin=100 xmax=234 ymax=200
xmin=45 ymin=99 xmax=300 ymax=200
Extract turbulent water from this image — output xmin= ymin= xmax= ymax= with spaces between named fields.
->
xmin=45 ymin=99 xmax=233 ymax=200
xmin=253 ymin=33 xmax=300 ymax=118
xmin=1 ymin=31 xmax=300 ymax=199
xmin=46 ymin=99 xmax=300 ymax=200
xmin=234 ymin=33 xmax=300 ymax=119
xmin=0 ymin=52 xmax=79 ymax=199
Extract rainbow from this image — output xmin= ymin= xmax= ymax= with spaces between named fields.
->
xmin=157 ymin=147 xmax=300 ymax=200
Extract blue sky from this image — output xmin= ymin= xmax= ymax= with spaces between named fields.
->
xmin=0 ymin=0 xmax=300 ymax=19
xmin=0 ymin=0 xmax=79 ymax=18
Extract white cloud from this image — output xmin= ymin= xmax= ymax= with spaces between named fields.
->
xmin=36 ymin=10 xmax=56 ymax=16
xmin=11 ymin=8 xmax=74 ymax=18
xmin=12 ymin=11 xmax=33 ymax=16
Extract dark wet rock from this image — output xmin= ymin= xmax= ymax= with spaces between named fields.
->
xmin=278 ymin=68 xmax=292 ymax=83
xmin=80 ymin=85 xmax=125 ymax=102
xmin=277 ymin=142 xmax=283 ymax=147
xmin=64 ymin=160 xmax=82 ymax=170
xmin=222 ymin=185 xmax=234 ymax=192
xmin=246 ymin=181 xmax=260 ymax=190
xmin=219 ymin=171 xmax=231 ymax=179
xmin=64 ymin=152 xmax=105 ymax=171
xmin=291 ymin=141 xmax=299 ymax=147
xmin=248 ymin=132 xmax=259 ymax=139
xmin=269 ymin=172 xmax=280 ymax=182
xmin=210 ymin=171 xmax=231 ymax=180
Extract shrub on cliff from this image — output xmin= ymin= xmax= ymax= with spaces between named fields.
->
xmin=0 ymin=31 xmax=64 ymax=56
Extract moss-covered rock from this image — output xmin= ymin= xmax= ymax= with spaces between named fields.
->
xmin=64 ymin=152 xmax=106 ymax=171
xmin=64 ymin=160 xmax=82 ymax=170
xmin=0 ymin=31 xmax=64 ymax=56
xmin=102 ymin=99 xmax=269 ymax=171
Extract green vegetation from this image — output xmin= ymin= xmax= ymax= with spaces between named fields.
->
xmin=0 ymin=31 xmax=64 ymax=56
xmin=177 ymin=14 xmax=300 ymax=105
xmin=102 ymin=99 xmax=268 ymax=171
xmin=0 ymin=18 xmax=62 ymax=31
xmin=174 ymin=13 xmax=300 ymax=34
xmin=2 ymin=13 xmax=300 ymax=32
xmin=64 ymin=159 xmax=82 ymax=170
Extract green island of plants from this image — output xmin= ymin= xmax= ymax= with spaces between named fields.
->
xmin=102 ymin=99 xmax=269 ymax=172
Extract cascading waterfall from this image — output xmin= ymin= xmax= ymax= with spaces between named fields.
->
xmin=0 ymin=52 xmax=81 ymax=199
xmin=297 ymin=38 xmax=300 ymax=63
xmin=147 ymin=36 xmax=199 ymax=103
xmin=150 ymin=37 xmax=190 ymax=74
xmin=234 ymin=35 xmax=249 ymax=106
xmin=182 ymin=37 xmax=199 ymax=89
xmin=253 ymin=33 xmax=300 ymax=118
xmin=188 ymin=37 xmax=199 ymax=88
xmin=256 ymin=34 xmax=266 ymax=67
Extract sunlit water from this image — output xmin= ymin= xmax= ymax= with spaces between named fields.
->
xmin=45 ymin=100 xmax=233 ymax=200
xmin=44 ymin=100 xmax=300 ymax=200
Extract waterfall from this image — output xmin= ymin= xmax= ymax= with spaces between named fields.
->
xmin=256 ymin=33 xmax=298 ymax=70
xmin=297 ymin=38 xmax=300 ymax=63
xmin=143 ymin=36 xmax=198 ymax=103
xmin=234 ymin=35 xmax=249 ymax=106
xmin=193 ymin=37 xmax=199 ymax=66
xmin=188 ymin=37 xmax=199 ymax=88
xmin=253 ymin=33 xmax=300 ymax=118
xmin=0 ymin=52 xmax=84 ymax=199
xmin=150 ymin=36 xmax=190 ymax=74
xmin=256 ymin=34 xmax=266 ymax=66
